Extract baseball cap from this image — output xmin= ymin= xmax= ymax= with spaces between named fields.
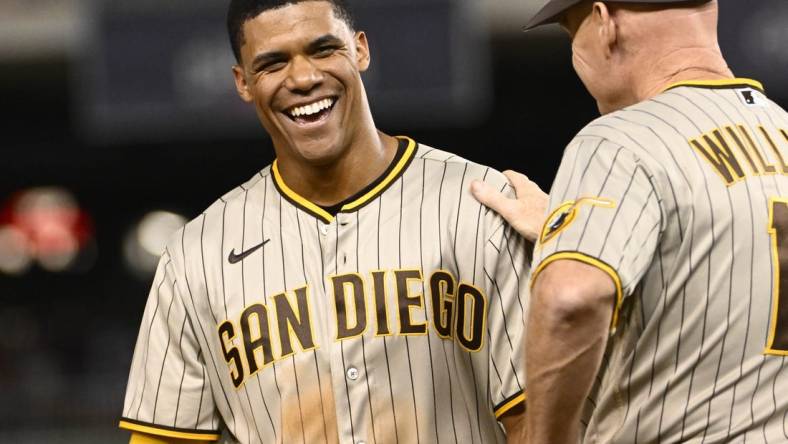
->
xmin=524 ymin=0 xmax=712 ymax=31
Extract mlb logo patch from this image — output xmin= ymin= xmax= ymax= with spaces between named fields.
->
xmin=738 ymin=88 xmax=767 ymax=107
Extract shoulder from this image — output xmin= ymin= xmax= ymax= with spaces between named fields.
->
xmin=574 ymin=103 xmax=660 ymax=148
xmin=565 ymin=98 xmax=691 ymax=173
xmin=165 ymin=166 xmax=272 ymax=258
xmin=410 ymin=141 xmax=516 ymax=241
xmin=413 ymin=142 xmax=513 ymax=196
xmin=201 ymin=165 xmax=271 ymax=222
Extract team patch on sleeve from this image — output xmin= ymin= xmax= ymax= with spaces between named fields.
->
xmin=539 ymin=197 xmax=616 ymax=245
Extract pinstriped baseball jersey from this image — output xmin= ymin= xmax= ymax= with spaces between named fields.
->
xmin=532 ymin=78 xmax=788 ymax=443
xmin=120 ymin=136 xmax=530 ymax=443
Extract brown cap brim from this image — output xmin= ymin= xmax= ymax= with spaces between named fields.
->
xmin=523 ymin=0 xmax=714 ymax=31
xmin=523 ymin=0 xmax=584 ymax=31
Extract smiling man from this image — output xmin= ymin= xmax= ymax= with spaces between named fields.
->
xmin=118 ymin=1 xmax=533 ymax=443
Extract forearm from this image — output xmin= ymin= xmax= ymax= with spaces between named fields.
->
xmin=501 ymin=407 xmax=527 ymax=444
xmin=525 ymin=264 xmax=614 ymax=444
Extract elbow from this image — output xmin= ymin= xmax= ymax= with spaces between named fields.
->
xmin=531 ymin=260 xmax=617 ymax=328
xmin=535 ymin=284 xmax=602 ymax=327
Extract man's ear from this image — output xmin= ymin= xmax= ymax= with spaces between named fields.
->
xmin=592 ymin=2 xmax=617 ymax=58
xmin=232 ymin=65 xmax=254 ymax=103
xmin=354 ymin=31 xmax=371 ymax=72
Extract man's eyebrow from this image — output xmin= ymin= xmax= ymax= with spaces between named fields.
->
xmin=306 ymin=34 xmax=344 ymax=51
xmin=249 ymin=35 xmax=343 ymax=68
xmin=251 ymin=50 xmax=287 ymax=69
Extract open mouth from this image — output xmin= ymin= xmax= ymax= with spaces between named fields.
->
xmin=285 ymin=97 xmax=337 ymax=125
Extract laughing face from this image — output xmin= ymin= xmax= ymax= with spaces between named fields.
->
xmin=232 ymin=1 xmax=371 ymax=165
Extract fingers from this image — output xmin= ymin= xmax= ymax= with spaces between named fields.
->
xmin=502 ymin=170 xmax=531 ymax=189
xmin=503 ymin=170 xmax=543 ymax=198
xmin=503 ymin=170 xmax=535 ymax=197
xmin=471 ymin=174 xmax=548 ymax=244
xmin=470 ymin=180 xmax=514 ymax=217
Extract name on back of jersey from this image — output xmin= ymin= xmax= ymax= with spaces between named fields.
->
xmin=690 ymin=122 xmax=788 ymax=186
xmin=217 ymin=268 xmax=486 ymax=389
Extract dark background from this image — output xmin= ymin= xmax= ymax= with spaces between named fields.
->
xmin=0 ymin=0 xmax=786 ymax=442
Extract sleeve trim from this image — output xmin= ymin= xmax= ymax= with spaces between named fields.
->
xmin=494 ymin=391 xmax=526 ymax=419
xmin=119 ymin=418 xmax=221 ymax=441
xmin=531 ymin=251 xmax=624 ymax=329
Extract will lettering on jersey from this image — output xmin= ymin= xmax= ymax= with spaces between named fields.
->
xmin=689 ymin=124 xmax=788 ymax=185
xmin=217 ymin=268 xmax=487 ymax=389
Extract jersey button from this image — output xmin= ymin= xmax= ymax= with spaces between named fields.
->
xmin=319 ymin=224 xmax=328 ymax=235
xmin=346 ymin=367 xmax=359 ymax=380
xmin=357 ymin=441 xmax=366 ymax=444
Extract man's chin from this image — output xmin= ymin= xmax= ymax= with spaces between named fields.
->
xmin=291 ymin=138 xmax=344 ymax=166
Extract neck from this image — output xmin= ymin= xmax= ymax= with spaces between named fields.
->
xmin=598 ymin=46 xmax=732 ymax=114
xmin=597 ymin=0 xmax=733 ymax=112
xmin=636 ymin=47 xmax=733 ymax=101
xmin=276 ymin=128 xmax=399 ymax=207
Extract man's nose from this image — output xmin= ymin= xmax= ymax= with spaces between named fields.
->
xmin=284 ymin=55 xmax=323 ymax=93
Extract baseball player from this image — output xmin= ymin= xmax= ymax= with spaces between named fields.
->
xmin=472 ymin=0 xmax=788 ymax=442
xmin=119 ymin=1 xmax=532 ymax=443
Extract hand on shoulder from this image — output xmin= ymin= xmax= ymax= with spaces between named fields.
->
xmin=470 ymin=170 xmax=548 ymax=243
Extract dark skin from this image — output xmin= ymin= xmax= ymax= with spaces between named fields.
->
xmin=231 ymin=1 xmax=398 ymax=207
xmin=131 ymin=1 xmax=525 ymax=442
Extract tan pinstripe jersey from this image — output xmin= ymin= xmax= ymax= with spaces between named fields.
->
xmin=119 ymin=137 xmax=530 ymax=444
xmin=533 ymin=79 xmax=788 ymax=443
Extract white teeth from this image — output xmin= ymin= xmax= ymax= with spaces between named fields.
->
xmin=289 ymin=98 xmax=334 ymax=118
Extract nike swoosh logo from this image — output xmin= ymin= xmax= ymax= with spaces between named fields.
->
xmin=228 ymin=239 xmax=270 ymax=264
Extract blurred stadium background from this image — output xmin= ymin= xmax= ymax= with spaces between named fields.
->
xmin=0 ymin=0 xmax=786 ymax=442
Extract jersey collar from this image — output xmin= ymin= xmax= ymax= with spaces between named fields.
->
xmin=271 ymin=136 xmax=418 ymax=224
xmin=662 ymin=77 xmax=764 ymax=94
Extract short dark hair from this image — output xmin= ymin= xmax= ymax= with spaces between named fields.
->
xmin=227 ymin=0 xmax=355 ymax=63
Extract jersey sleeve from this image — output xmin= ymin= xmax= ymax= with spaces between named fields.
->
xmin=532 ymin=136 xmax=663 ymax=327
xmin=483 ymin=185 xmax=530 ymax=419
xmin=119 ymin=249 xmax=221 ymax=441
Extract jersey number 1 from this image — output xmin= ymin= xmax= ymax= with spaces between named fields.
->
xmin=766 ymin=198 xmax=788 ymax=355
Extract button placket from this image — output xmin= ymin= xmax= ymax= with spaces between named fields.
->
xmin=335 ymin=213 xmax=353 ymax=270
